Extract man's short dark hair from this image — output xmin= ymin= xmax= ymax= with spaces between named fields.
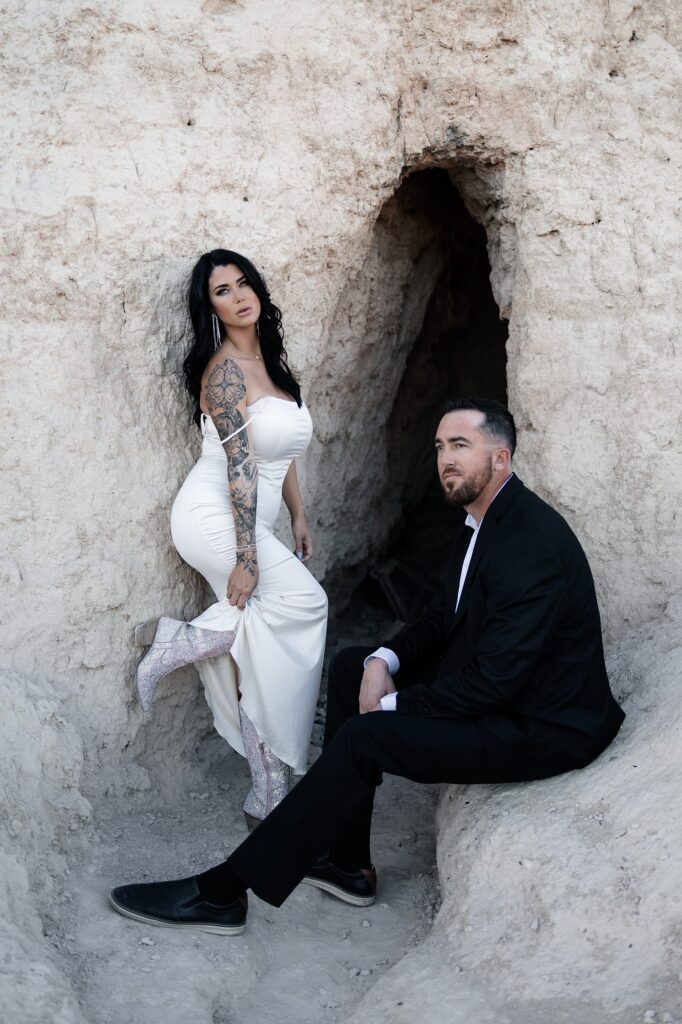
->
xmin=439 ymin=396 xmax=517 ymax=456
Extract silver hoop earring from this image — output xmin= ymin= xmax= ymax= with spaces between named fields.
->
xmin=212 ymin=313 xmax=221 ymax=352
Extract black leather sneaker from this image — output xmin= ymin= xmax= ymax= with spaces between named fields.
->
xmin=302 ymin=858 xmax=377 ymax=906
xmin=109 ymin=875 xmax=247 ymax=935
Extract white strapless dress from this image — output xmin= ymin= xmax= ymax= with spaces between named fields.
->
xmin=170 ymin=396 xmax=328 ymax=772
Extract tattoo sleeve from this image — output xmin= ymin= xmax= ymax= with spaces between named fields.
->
xmin=205 ymin=357 xmax=258 ymax=572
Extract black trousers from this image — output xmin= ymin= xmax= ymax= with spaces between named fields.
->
xmin=223 ymin=646 xmax=577 ymax=907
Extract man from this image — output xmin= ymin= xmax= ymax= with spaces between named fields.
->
xmin=110 ymin=397 xmax=625 ymax=934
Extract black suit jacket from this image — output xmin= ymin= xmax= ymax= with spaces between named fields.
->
xmin=390 ymin=475 xmax=625 ymax=767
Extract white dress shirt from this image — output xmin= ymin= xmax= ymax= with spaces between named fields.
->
xmin=368 ymin=475 xmax=514 ymax=710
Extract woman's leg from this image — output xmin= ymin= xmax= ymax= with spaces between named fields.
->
xmin=135 ymin=617 xmax=237 ymax=712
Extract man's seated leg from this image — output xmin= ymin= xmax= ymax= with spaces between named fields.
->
xmin=323 ymin=645 xmax=372 ymax=745
xmin=112 ymin=710 xmax=388 ymax=928
xmin=321 ymin=645 xmax=377 ymax=883
xmin=111 ymin=707 xmax=580 ymax=932
xmin=322 ymin=649 xmax=441 ymax=881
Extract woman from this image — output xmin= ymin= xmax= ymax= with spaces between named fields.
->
xmin=136 ymin=249 xmax=328 ymax=829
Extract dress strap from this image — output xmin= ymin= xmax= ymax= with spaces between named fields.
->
xmin=201 ymin=412 xmax=253 ymax=445
xmin=219 ymin=418 xmax=254 ymax=446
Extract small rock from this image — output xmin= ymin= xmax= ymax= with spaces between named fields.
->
xmin=530 ymin=918 xmax=540 ymax=931
xmin=360 ymin=968 xmax=372 ymax=976
xmin=662 ymin=1014 xmax=673 ymax=1023
xmin=361 ymin=919 xmax=371 ymax=928
xmin=140 ymin=936 xmax=154 ymax=946
xmin=349 ymin=968 xmax=360 ymax=977
xmin=379 ymin=902 xmax=389 ymax=909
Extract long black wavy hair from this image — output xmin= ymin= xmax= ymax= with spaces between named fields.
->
xmin=183 ymin=249 xmax=302 ymax=424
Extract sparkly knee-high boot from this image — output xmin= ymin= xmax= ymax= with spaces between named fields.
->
xmin=135 ymin=616 xmax=236 ymax=712
xmin=239 ymin=706 xmax=290 ymax=831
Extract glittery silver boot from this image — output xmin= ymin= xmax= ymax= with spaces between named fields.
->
xmin=135 ymin=616 xmax=236 ymax=712
xmin=239 ymin=706 xmax=290 ymax=831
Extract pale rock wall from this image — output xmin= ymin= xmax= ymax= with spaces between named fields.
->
xmin=1 ymin=0 xmax=680 ymax=1019
xmin=0 ymin=672 xmax=90 ymax=1023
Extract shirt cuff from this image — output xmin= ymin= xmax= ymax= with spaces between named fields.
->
xmin=379 ymin=692 xmax=397 ymax=712
xmin=363 ymin=647 xmax=400 ymax=675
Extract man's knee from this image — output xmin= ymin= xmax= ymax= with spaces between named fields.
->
xmin=332 ymin=713 xmax=383 ymax=769
xmin=328 ymin=646 xmax=368 ymax=699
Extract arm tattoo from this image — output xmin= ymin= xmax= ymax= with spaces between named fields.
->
xmin=205 ymin=359 xmax=246 ymax=410
xmin=205 ymin=357 xmax=258 ymax=572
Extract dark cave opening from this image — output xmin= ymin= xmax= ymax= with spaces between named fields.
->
xmin=364 ymin=168 xmax=509 ymax=623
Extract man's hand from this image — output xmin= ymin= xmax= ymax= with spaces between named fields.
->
xmin=359 ymin=658 xmax=397 ymax=714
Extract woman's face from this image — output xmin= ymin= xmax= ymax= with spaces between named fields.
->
xmin=208 ymin=263 xmax=262 ymax=331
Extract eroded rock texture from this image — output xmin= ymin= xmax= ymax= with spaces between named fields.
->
xmin=0 ymin=672 xmax=90 ymax=1023
xmin=1 ymin=0 xmax=680 ymax=1019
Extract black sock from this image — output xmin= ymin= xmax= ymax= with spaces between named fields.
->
xmin=329 ymin=836 xmax=372 ymax=874
xmin=331 ymin=856 xmax=368 ymax=874
xmin=196 ymin=862 xmax=247 ymax=905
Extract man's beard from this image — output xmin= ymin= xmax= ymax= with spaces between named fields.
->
xmin=441 ymin=460 xmax=493 ymax=506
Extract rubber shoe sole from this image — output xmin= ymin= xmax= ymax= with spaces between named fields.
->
xmin=301 ymin=876 xmax=376 ymax=907
xmin=109 ymin=892 xmax=246 ymax=936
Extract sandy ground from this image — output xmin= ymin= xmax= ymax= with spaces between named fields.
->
xmin=48 ymin=613 xmax=441 ymax=1024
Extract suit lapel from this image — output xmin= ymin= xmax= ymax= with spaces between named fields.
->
xmin=442 ymin=522 xmax=476 ymax=629
xmin=447 ymin=516 xmax=495 ymax=631
xmin=446 ymin=474 xmax=523 ymax=635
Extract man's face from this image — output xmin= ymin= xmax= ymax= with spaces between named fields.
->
xmin=435 ymin=410 xmax=495 ymax=506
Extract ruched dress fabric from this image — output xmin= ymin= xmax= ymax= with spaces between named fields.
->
xmin=170 ymin=396 xmax=328 ymax=773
